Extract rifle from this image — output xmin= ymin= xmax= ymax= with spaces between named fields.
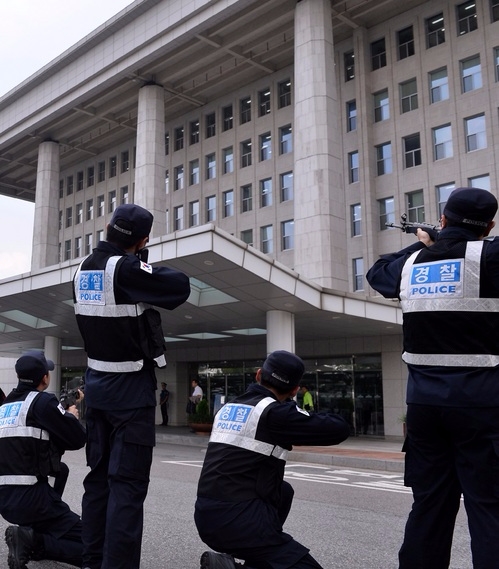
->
xmin=59 ymin=378 xmax=85 ymax=410
xmin=385 ymin=213 xmax=439 ymax=240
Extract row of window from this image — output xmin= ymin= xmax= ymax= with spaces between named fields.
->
xmin=60 ymin=151 xmax=132 ymax=197
xmin=346 ymin=51 xmax=499 ymax=133
xmin=344 ymin=0 xmax=499 ymax=80
xmin=351 ymin=176 xmax=491 ymax=237
xmin=165 ymin=79 xmax=292 ymax=153
xmin=60 ymin=187 xmax=129 ymax=229
xmin=165 ymin=127 xmax=292 ymax=191
xmin=347 ymin=112 xmax=491 ymax=182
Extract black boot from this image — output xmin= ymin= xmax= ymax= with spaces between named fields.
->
xmin=200 ymin=551 xmax=237 ymax=569
xmin=5 ymin=526 xmax=34 ymax=569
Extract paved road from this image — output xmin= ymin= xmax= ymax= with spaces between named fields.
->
xmin=0 ymin=443 xmax=473 ymax=568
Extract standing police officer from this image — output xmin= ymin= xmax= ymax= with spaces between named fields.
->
xmin=366 ymin=187 xmax=499 ymax=568
xmin=73 ymin=203 xmax=190 ymax=569
xmin=0 ymin=351 xmax=86 ymax=569
xmin=194 ymin=350 xmax=350 ymax=569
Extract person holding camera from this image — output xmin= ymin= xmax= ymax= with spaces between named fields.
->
xmin=0 ymin=351 xmax=86 ymax=569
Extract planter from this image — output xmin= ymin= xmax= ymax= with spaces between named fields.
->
xmin=188 ymin=422 xmax=213 ymax=435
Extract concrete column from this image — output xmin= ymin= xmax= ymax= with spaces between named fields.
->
xmin=135 ymin=84 xmax=167 ymax=238
xmin=44 ymin=335 xmax=62 ymax=395
xmin=32 ymin=141 xmax=60 ymax=270
xmin=266 ymin=310 xmax=295 ymax=354
xmin=293 ymin=0 xmax=347 ymax=290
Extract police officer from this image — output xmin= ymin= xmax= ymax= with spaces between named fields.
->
xmin=73 ymin=203 xmax=190 ymax=569
xmin=194 ymin=350 xmax=350 ymax=569
xmin=366 ymin=187 xmax=499 ymax=569
xmin=0 ymin=351 xmax=86 ymax=569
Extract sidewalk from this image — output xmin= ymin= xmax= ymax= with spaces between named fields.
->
xmin=155 ymin=426 xmax=405 ymax=473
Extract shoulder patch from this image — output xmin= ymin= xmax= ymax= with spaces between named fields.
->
xmin=140 ymin=261 xmax=153 ymax=274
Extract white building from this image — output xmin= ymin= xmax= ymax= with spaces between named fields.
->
xmin=1 ymin=0 xmax=498 ymax=436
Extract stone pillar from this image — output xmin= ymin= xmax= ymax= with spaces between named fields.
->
xmin=266 ymin=310 xmax=295 ymax=354
xmin=44 ymin=335 xmax=62 ymax=396
xmin=293 ymin=0 xmax=347 ymax=290
xmin=135 ymin=84 xmax=167 ymax=238
xmin=32 ymin=141 xmax=60 ymax=270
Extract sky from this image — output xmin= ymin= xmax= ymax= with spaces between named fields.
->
xmin=0 ymin=0 xmax=133 ymax=279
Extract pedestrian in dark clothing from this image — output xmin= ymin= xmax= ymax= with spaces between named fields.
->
xmin=73 ymin=203 xmax=190 ymax=569
xmin=195 ymin=350 xmax=350 ymax=569
xmin=366 ymin=187 xmax=499 ymax=569
xmin=0 ymin=351 xmax=86 ymax=569
xmin=159 ymin=382 xmax=169 ymax=426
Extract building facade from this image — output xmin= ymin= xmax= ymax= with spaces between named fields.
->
xmin=1 ymin=0 xmax=498 ymax=437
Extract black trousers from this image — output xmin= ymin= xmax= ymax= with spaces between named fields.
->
xmin=399 ymin=404 xmax=499 ymax=569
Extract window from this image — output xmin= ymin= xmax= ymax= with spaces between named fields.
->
xmin=353 ymin=258 xmax=364 ymax=292
xmin=96 ymin=229 xmax=104 ymax=243
xmin=59 ymin=210 xmax=62 ymax=230
xmin=379 ymin=197 xmax=395 ymax=230
xmin=77 ymin=171 xmax=84 ymax=191
xmin=165 ymin=170 xmax=169 ymax=194
xmin=374 ymin=90 xmax=389 ymax=122
xmin=241 ymin=184 xmax=252 ymax=213
xmin=278 ymin=79 xmax=291 ymax=108
xmin=240 ymin=96 xmax=251 ymax=124
xmin=87 ymin=166 xmax=94 ymax=187
xmin=109 ymin=156 xmax=117 ymax=178
xmin=260 ymin=178 xmax=272 ymax=207
xmin=351 ymin=204 xmax=361 ymax=236
xmin=76 ymin=203 xmax=83 ymax=225
xmin=279 ymin=125 xmax=292 ymax=154
xmin=165 ymin=132 xmax=169 ymax=155
xmin=205 ymin=153 xmax=216 ymax=179
xmin=64 ymin=240 xmax=71 ymax=262
xmin=260 ymin=132 xmax=272 ymax=161
xmin=189 ymin=201 xmax=199 ymax=227
xmin=223 ymin=147 xmax=234 ymax=174
xmin=376 ymin=143 xmax=392 ymax=176
xmin=492 ymin=0 xmax=499 ymax=22
xmin=461 ymin=56 xmax=482 ymax=93
xmin=426 ymin=13 xmax=445 ymax=48
xmin=74 ymin=236 xmax=82 ymax=259
xmin=206 ymin=196 xmax=216 ymax=222
xmin=174 ymin=206 xmax=184 ymax=231
xmin=429 ymin=68 xmax=449 ymax=103
xmin=241 ymin=140 xmax=252 ymax=167
xmin=280 ymin=172 xmax=293 ymax=202
xmin=97 ymin=195 xmax=105 ymax=217
xmin=206 ymin=113 xmax=216 ymax=138
xmin=468 ymin=174 xmax=490 ymax=190
xmin=346 ymin=100 xmax=357 ymax=132
xmin=241 ymin=229 xmax=253 ymax=246
xmin=174 ymin=165 xmax=184 ymax=191
xmin=222 ymin=105 xmax=233 ymax=131
xmin=85 ymin=233 xmax=93 ymax=255
xmin=190 ymin=120 xmax=200 ymax=145
xmin=65 ymin=207 xmax=72 ymax=228
xmin=457 ymin=1 xmax=478 ymax=35
xmin=433 ymin=125 xmax=453 ymax=160
xmin=120 ymin=186 xmax=129 ymax=205
xmin=495 ymin=48 xmax=499 ymax=82
xmin=465 ymin=114 xmax=487 ymax=151
xmin=98 ymin=161 xmax=105 ymax=183
xmin=437 ymin=182 xmax=456 ymax=215
xmin=371 ymin=38 xmax=386 ymax=70
xmin=86 ymin=199 xmax=94 ymax=221
xmin=223 ymin=190 xmax=234 ymax=217
xmin=258 ymin=89 xmax=271 ymax=116
xmin=174 ymin=127 xmax=184 ymax=151
xmin=407 ymin=190 xmax=425 ymax=222
xmin=348 ymin=151 xmax=359 ymax=183
xmin=189 ymin=159 xmax=200 ymax=186
xmin=400 ymin=79 xmax=418 ymax=113
xmin=121 ymin=150 xmax=129 ymax=173
xmin=398 ymin=26 xmax=415 ymax=60
xmin=404 ymin=134 xmax=422 ymax=168
xmin=108 ymin=190 xmax=116 ymax=213
xmin=281 ymin=220 xmax=294 ymax=250
xmin=67 ymin=175 xmax=74 ymax=195
xmin=261 ymin=225 xmax=273 ymax=254
xmin=344 ymin=51 xmax=355 ymax=81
